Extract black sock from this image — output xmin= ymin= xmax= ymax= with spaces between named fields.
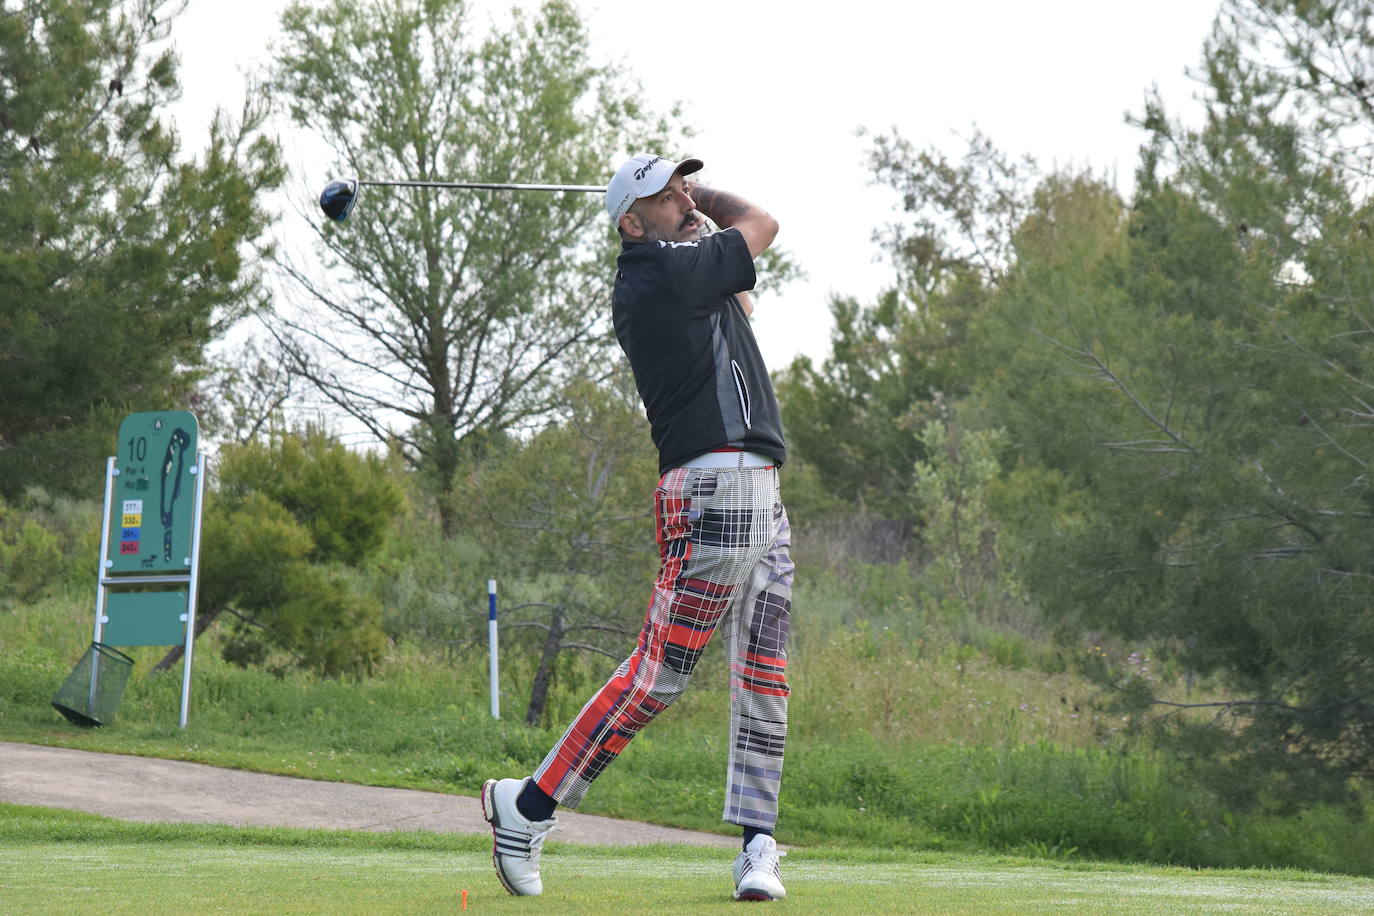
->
xmin=516 ymin=778 xmax=558 ymax=822
xmin=742 ymin=827 xmax=772 ymax=850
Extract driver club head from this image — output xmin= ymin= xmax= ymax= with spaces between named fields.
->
xmin=319 ymin=178 xmax=360 ymax=221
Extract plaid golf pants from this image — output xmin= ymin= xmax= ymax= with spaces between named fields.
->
xmin=532 ymin=463 xmax=793 ymax=830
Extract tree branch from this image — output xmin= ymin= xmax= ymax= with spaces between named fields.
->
xmin=1033 ymin=329 xmax=1199 ymax=455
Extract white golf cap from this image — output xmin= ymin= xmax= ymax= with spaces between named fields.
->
xmin=606 ymin=154 xmax=704 ymax=226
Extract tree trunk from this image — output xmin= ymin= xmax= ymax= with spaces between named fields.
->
xmin=524 ymin=605 xmax=567 ymax=726
xmin=151 ymin=606 xmax=224 ymax=673
xmin=438 ymin=480 xmax=458 ymax=538
xmin=432 ymin=419 xmax=461 ymax=538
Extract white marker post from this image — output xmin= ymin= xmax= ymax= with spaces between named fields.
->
xmin=488 ymin=579 xmax=500 ymax=720
xmin=179 ymin=452 xmax=207 ymax=729
xmin=90 ymin=458 xmax=118 ymax=712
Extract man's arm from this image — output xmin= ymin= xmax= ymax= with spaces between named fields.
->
xmin=686 ymin=182 xmax=779 ymax=258
xmin=735 ymin=290 xmax=754 ymax=317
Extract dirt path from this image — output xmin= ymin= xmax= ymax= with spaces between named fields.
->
xmin=0 ymin=741 xmax=736 ymax=848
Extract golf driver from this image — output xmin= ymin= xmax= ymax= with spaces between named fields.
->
xmin=319 ymin=177 xmax=605 ymax=222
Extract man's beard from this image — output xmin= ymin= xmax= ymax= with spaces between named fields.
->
xmin=642 ymin=210 xmax=708 ymax=243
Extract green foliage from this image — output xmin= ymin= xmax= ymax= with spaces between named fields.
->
xmin=864 ymin=126 xmax=1036 ymax=293
xmin=776 ymin=131 xmax=1027 ymax=524
xmin=775 ymin=295 xmax=931 ymax=521
xmin=193 ymin=337 xmax=297 ymax=446
xmin=199 ymin=430 xmax=402 ymax=675
xmin=0 ymin=489 xmax=100 ymax=604
xmin=0 ymin=0 xmax=284 ymax=497
xmin=810 ymin=0 xmax=1374 ymax=806
xmin=874 ymin=0 xmax=1374 ymax=801
xmin=369 ymin=526 xmax=490 ymax=649
xmin=0 ymin=510 xmax=63 ymax=605
xmin=216 ymin=431 xmax=404 ymax=566
xmin=983 ymin=162 xmax=1374 ymax=788
xmin=911 ymin=416 xmax=1028 ymax=632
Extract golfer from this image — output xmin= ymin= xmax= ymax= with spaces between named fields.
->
xmin=483 ymin=154 xmax=794 ymax=901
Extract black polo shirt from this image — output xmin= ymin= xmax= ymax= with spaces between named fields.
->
xmin=611 ymin=228 xmax=787 ymax=475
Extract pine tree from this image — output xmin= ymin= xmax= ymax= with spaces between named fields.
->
xmin=0 ymin=0 xmax=283 ymax=496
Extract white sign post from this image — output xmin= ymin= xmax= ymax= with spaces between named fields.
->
xmin=488 ymin=579 xmax=500 ymax=720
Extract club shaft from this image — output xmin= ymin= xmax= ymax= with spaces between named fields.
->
xmin=356 ymin=178 xmax=603 ymax=193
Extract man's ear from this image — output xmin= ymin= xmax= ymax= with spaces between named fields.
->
xmin=619 ymin=211 xmax=645 ymax=241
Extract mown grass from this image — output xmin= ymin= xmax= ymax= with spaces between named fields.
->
xmin=3 ymin=805 xmax=1373 ymax=915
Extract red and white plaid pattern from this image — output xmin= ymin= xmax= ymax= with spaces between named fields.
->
xmin=533 ymin=465 xmax=793 ymax=829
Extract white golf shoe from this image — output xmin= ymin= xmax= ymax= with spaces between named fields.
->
xmin=733 ymin=834 xmax=787 ymax=901
xmin=481 ymin=777 xmax=557 ymax=896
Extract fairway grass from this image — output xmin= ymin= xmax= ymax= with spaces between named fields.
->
xmin=1 ymin=808 xmax=1371 ymax=914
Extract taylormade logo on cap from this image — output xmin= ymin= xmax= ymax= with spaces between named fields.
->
xmin=606 ymin=154 xmax=704 ymax=225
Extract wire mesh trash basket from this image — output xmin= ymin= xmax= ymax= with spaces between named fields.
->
xmin=52 ymin=642 xmax=135 ymax=728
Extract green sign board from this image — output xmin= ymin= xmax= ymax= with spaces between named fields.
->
xmin=107 ymin=411 xmax=199 ymax=575
xmin=103 ymin=590 xmax=189 ymax=646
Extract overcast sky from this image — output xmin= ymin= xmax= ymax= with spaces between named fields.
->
xmin=166 ymin=0 xmax=1224 ymax=370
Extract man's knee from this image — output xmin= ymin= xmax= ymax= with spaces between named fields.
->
xmin=644 ymin=668 xmax=694 ymax=710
